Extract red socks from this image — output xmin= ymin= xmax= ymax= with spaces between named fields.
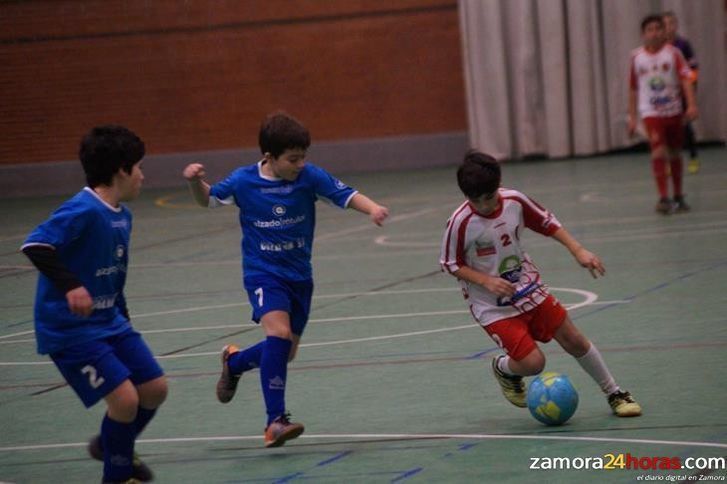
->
xmin=651 ymin=157 xmax=668 ymax=199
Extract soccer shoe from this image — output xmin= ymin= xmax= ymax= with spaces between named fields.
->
xmin=608 ymin=390 xmax=642 ymax=417
xmin=491 ymin=356 xmax=527 ymax=408
xmin=264 ymin=413 xmax=305 ymax=448
xmin=673 ymin=195 xmax=691 ymax=213
xmin=88 ymin=435 xmax=153 ymax=482
xmin=102 ymin=479 xmax=142 ymax=484
xmin=655 ymin=197 xmax=672 ymax=215
xmin=687 ymin=158 xmax=700 ymax=174
xmin=216 ymin=344 xmax=241 ymax=403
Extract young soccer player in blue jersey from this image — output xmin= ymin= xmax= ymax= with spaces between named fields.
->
xmin=183 ymin=111 xmax=389 ymax=447
xmin=22 ymin=126 xmax=167 ymax=484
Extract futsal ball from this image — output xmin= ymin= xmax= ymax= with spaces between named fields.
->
xmin=527 ymin=372 xmax=579 ymax=426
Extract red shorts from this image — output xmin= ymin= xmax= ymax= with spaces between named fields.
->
xmin=643 ymin=115 xmax=684 ymax=150
xmin=484 ymin=295 xmax=567 ymax=361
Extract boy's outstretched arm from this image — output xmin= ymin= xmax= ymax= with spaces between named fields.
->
xmin=348 ymin=193 xmax=389 ymax=226
xmin=551 ymin=227 xmax=605 ymax=278
xmin=183 ymin=163 xmax=212 ymax=207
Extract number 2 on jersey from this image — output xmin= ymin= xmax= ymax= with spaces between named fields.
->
xmin=81 ymin=365 xmax=105 ymax=389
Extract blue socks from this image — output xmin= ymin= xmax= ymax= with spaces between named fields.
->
xmin=225 ymin=336 xmax=293 ymax=425
xmin=134 ymin=406 xmax=157 ymax=436
xmin=259 ymin=336 xmax=292 ymax=425
xmin=227 ymin=340 xmax=265 ymax=375
xmin=101 ymin=414 xmax=135 ymax=481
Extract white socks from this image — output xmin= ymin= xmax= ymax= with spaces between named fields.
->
xmin=497 ymin=354 xmax=515 ymax=375
xmin=575 ymin=344 xmax=620 ymax=395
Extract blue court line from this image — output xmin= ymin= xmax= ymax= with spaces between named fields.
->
xmin=458 ymin=442 xmax=478 ymax=451
xmin=573 ymin=259 xmax=727 ymax=322
xmin=444 ymin=441 xmax=479 ymax=457
xmin=464 ymin=261 xmax=727 ymax=360
xmin=272 ymin=472 xmax=305 ymax=483
xmin=257 ymin=450 xmax=354 ymax=482
xmin=268 ymin=471 xmax=409 ymax=481
xmin=391 ymin=467 xmax=424 ymax=482
xmin=315 ymin=450 xmax=352 ymax=467
xmin=466 ymin=348 xmax=499 ymax=360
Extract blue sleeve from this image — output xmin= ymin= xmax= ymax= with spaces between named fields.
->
xmin=309 ymin=165 xmax=357 ymax=209
xmin=682 ymin=41 xmax=697 ymax=68
xmin=23 ymin=202 xmax=89 ymax=250
xmin=209 ymin=169 xmax=240 ymax=207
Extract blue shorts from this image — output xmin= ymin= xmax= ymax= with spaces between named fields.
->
xmin=50 ymin=328 xmax=164 ymax=408
xmin=244 ymin=276 xmax=314 ymax=336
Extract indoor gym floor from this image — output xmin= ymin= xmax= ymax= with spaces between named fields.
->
xmin=1 ymin=148 xmax=726 ymax=483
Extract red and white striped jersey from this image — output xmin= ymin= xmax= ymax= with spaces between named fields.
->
xmin=630 ymin=44 xmax=691 ymax=118
xmin=439 ymin=188 xmax=562 ymax=326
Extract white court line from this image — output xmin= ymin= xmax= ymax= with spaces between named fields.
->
xmin=0 ymin=288 xmax=467 ymax=339
xmin=141 ymin=310 xmax=471 ymax=334
xmin=0 ymin=289 xmax=602 ymax=365
xmin=315 ymin=207 xmax=437 ymax=241
xmin=0 ymin=432 xmax=725 ymax=452
xmin=131 ymin=287 xmax=468 ymax=319
xmin=0 ymin=330 xmax=34 ymax=341
xmin=0 ymin=301 xmax=629 ymax=344
xmin=0 ymin=288 xmax=595 ymax=340
xmin=0 ymin=338 xmax=35 ymax=345
xmin=375 ymin=221 xmax=727 ymax=248
xmin=300 ymin=324 xmax=477 ymax=347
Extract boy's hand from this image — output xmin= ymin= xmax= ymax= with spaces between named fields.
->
xmin=574 ymin=248 xmax=605 ymax=278
xmin=183 ymin=163 xmax=206 ymax=181
xmin=66 ymin=286 xmax=93 ymax=317
xmin=370 ymin=205 xmax=389 ymax=226
xmin=480 ymin=274 xmax=516 ymax=298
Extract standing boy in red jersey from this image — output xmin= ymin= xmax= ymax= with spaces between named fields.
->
xmin=628 ymin=15 xmax=697 ymax=214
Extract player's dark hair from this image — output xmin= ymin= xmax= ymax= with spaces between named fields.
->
xmin=259 ymin=111 xmax=311 ymax=158
xmin=662 ymin=11 xmax=677 ymax=21
xmin=641 ymin=14 xmax=664 ymax=32
xmin=457 ymin=150 xmax=501 ymax=199
xmin=79 ymin=125 xmax=145 ymax=188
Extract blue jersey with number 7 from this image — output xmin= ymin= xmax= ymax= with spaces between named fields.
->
xmin=209 ymin=161 xmax=357 ymax=282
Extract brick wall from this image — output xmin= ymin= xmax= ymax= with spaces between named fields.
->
xmin=0 ymin=0 xmax=465 ymax=164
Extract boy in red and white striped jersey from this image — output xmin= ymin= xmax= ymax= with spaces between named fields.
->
xmin=440 ymin=151 xmax=641 ymax=418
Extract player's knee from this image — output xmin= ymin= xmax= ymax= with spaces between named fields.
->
xmin=149 ymin=378 xmax=168 ymax=406
xmin=108 ymin=391 xmax=139 ymax=422
xmin=519 ymin=351 xmax=546 ymax=375
xmin=138 ymin=376 xmax=168 ymax=408
xmin=268 ymin=328 xmax=293 ymax=340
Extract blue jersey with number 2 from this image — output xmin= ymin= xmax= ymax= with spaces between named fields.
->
xmin=23 ymin=188 xmax=132 ymax=354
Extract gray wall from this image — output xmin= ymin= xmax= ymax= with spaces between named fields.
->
xmin=0 ymin=132 xmax=468 ymax=198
